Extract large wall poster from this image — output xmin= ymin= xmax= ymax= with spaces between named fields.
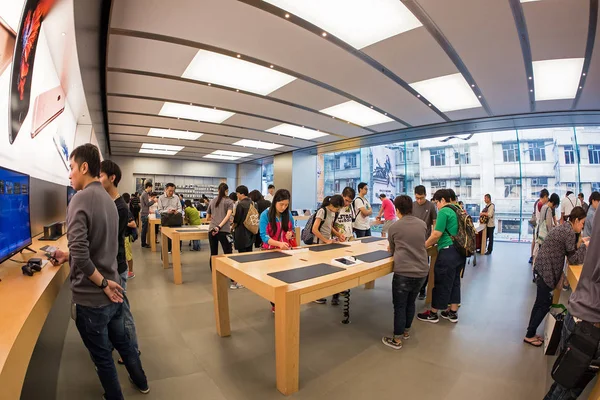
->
xmin=371 ymin=145 xmax=396 ymax=204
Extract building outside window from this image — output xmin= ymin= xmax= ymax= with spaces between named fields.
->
xmin=431 ymin=180 xmax=446 ymax=191
xmin=346 ymin=154 xmax=357 ymax=168
xmin=334 ymin=157 xmax=341 ymax=170
xmin=261 ymin=162 xmax=274 ymax=194
xmin=566 ymin=182 xmax=577 ymax=192
xmin=502 ymin=143 xmax=519 ymax=162
xmin=528 ymin=141 xmax=546 ymax=162
xmin=589 ymin=145 xmax=600 ymax=164
xmin=430 ymin=148 xmax=445 ymax=166
xmin=531 ymin=177 xmax=549 ymax=196
xmin=504 ymin=178 xmax=521 ymax=198
xmin=592 ymin=182 xmax=600 ymax=192
xmin=564 ymin=145 xmax=575 ymax=164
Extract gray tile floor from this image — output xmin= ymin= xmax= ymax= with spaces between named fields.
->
xmin=56 ymin=240 xmax=594 ymax=399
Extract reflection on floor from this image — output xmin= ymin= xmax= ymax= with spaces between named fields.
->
xmin=56 ymin=241 xmax=594 ymax=399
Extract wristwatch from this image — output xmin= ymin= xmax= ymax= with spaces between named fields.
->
xmin=99 ymin=278 xmax=108 ymax=289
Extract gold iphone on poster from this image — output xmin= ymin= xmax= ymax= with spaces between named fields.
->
xmin=0 ymin=16 xmax=16 ymax=77
xmin=31 ymin=85 xmax=65 ymax=138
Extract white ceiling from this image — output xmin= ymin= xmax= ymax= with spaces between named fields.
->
xmin=105 ymin=0 xmax=599 ymax=163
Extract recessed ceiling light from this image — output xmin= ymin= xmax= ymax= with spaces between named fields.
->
xmin=233 ymin=139 xmax=283 ymax=150
xmin=285 ymin=13 xmax=290 ymax=18
xmin=263 ymin=0 xmax=422 ymax=49
xmin=520 ymin=0 xmax=542 ymax=2
xmin=270 ymin=65 xmax=274 ymax=68
xmin=532 ymin=58 xmax=584 ymax=101
xmin=182 ymin=50 xmax=296 ymax=95
xmin=204 ymin=150 xmax=253 ymax=161
xmin=471 ymin=84 xmax=475 ymax=87
xmin=322 ymin=32 xmax=327 ymax=37
xmin=147 ymin=128 xmax=202 ymax=140
xmin=159 ymin=102 xmax=234 ymax=123
xmin=139 ymin=143 xmax=184 ymax=156
xmin=409 ymin=73 xmax=481 ymax=112
xmin=583 ymin=73 xmax=586 ymax=76
xmin=320 ymin=100 xmax=393 ymax=126
xmin=266 ymin=124 xmax=329 ymax=140
xmin=236 ymin=54 xmax=241 ymax=58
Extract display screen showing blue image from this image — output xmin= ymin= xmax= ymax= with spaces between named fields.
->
xmin=0 ymin=166 xmax=31 ymax=263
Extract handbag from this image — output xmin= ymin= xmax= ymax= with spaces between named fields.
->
xmin=536 ymin=207 xmax=550 ymax=245
xmin=551 ymin=320 xmax=600 ymax=389
xmin=161 ymin=213 xmax=183 ymax=227
xmin=544 ymin=304 xmax=567 ymax=355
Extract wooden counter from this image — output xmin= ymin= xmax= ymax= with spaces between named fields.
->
xmin=212 ymin=239 xmax=437 ymax=395
xmin=149 ymin=217 xmax=161 ymax=252
xmin=0 ymin=235 xmax=69 ymax=400
xmin=161 ymin=226 xmax=209 ymax=284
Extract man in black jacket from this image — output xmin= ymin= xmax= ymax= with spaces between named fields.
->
xmin=233 ymin=185 xmax=255 ymax=254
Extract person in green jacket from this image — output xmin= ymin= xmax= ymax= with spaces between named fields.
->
xmin=184 ymin=200 xmax=202 ymax=251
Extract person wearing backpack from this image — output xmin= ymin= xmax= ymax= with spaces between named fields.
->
xmin=312 ymin=195 xmax=345 ymax=304
xmin=352 ymin=182 xmax=373 ymax=237
xmin=533 ymin=194 xmax=560 ymax=265
xmin=232 ymin=185 xmax=256 ymax=255
xmin=529 ymin=189 xmax=550 ymax=264
xmin=479 ymin=194 xmax=495 ymax=255
xmin=418 ymin=189 xmax=465 ymax=324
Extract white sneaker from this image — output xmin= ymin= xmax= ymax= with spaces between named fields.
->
xmin=230 ymin=283 xmax=238 ymax=289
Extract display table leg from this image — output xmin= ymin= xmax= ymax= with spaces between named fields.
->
xmin=151 ymin=224 xmax=157 ymax=252
xmin=480 ymin=228 xmax=487 ymax=255
xmin=275 ymin=288 xmax=300 ymax=395
xmin=172 ymin=235 xmax=182 ymax=284
xmin=162 ymin=233 xmax=169 ymax=269
xmin=212 ymin=263 xmax=231 ymax=337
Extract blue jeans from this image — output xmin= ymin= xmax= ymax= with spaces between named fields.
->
xmin=392 ymin=274 xmax=427 ymax=335
xmin=75 ymin=302 xmax=147 ymax=400
xmin=526 ymin=276 xmax=553 ymax=338
xmin=354 ymin=228 xmax=371 ymax=238
xmin=544 ymin=313 xmax=600 ymax=400
xmin=140 ymin=215 xmax=149 ymax=246
xmin=192 ymin=240 xmax=200 ymax=251
xmin=120 ymin=271 xmax=139 ymax=353
xmin=431 ymin=246 xmax=464 ymax=310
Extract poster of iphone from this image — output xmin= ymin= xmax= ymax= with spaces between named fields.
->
xmin=53 ymin=132 xmax=69 ymax=171
xmin=8 ymin=0 xmax=56 ymax=144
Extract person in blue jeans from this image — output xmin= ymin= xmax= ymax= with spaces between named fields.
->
xmin=382 ymin=195 xmax=430 ymax=350
xmin=51 ymin=144 xmax=148 ymax=399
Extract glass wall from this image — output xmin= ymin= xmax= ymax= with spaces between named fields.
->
xmin=261 ymin=162 xmax=274 ymax=195
xmin=319 ymin=126 xmax=600 ymax=242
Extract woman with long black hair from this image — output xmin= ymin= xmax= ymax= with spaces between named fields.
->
xmin=207 ymin=183 xmax=241 ymax=289
xmin=259 ymin=189 xmax=296 ymax=250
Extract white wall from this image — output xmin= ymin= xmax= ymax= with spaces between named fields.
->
xmin=110 ymin=156 xmax=237 ymax=193
xmin=292 ymin=151 xmax=317 ymax=210
xmin=237 ymin=163 xmax=262 ymax=192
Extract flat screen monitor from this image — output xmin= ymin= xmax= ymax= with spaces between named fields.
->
xmin=67 ymin=186 xmax=77 ymax=206
xmin=200 ymin=211 xmax=207 ymax=219
xmin=0 ymin=166 xmax=31 ymax=263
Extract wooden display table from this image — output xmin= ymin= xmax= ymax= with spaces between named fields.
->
xmin=161 ymin=226 xmax=209 ymax=284
xmin=476 ymin=223 xmax=487 ymax=255
xmin=149 ymin=216 xmax=161 ymax=252
xmin=0 ymin=235 xmax=69 ymax=400
xmin=212 ymin=239 xmax=436 ymax=395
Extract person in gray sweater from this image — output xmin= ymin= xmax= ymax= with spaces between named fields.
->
xmin=51 ymin=144 xmax=149 ymax=399
xmin=382 ymin=195 xmax=430 ymax=350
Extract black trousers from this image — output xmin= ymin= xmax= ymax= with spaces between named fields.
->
xmin=526 ymin=276 xmax=553 ymax=338
xmin=431 ymin=246 xmax=465 ymax=310
xmin=208 ymin=231 xmax=233 ymax=270
xmin=486 ymin=226 xmax=495 ymax=253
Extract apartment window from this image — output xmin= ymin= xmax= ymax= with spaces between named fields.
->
xmin=430 ymin=149 xmax=445 ymax=166
xmin=566 ymin=182 xmax=577 ymax=191
xmin=564 ymin=145 xmax=575 ymax=165
xmin=504 ymin=178 xmax=521 ymax=198
xmin=462 ymin=179 xmax=473 ymax=198
xmin=334 ymin=180 xmax=340 ymax=192
xmin=528 ymin=141 xmax=546 ymax=162
xmin=454 ymin=148 xmax=471 ymax=165
xmin=592 ymin=182 xmax=600 ymax=192
xmin=589 ymin=145 xmax=600 ymax=164
xmin=502 ymin=143 xmax=519 ymax=162
xmin=347 ymin=179 xmax=356 ymax=190
xmin=531 ymin=177 xmax=548 ymax=195
xmin=431 ymin=180 xmax=446 ymax=191
xmin=345 ymin=154 xmax=357 ymax=168
xmin=334 ymin=157 xmax=340 ymax=170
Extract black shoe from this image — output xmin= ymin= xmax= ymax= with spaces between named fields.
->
xmin=485 ymin=251 xmax=492 ymax=255
xmin=418 ymin=292 xmax=426 ymax=300
xmin=142 ymin=244 xmax=151 ymax=249
xmin=331 ymin=295 xmax=340 ymax=306
xmin=314 ymin=298 xmax=327 ymax=304
xmin=128 ymin=375 xmax=150 ymax=394
xmin=417 ymin=310 xmax=439 ymax=323
xmin=528 ymin=256 xmax=533 ymax=264
xmin=440 ymin=310 xmax=458 ymax=323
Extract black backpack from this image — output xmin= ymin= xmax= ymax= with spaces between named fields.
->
xmin=301 ymin=207 xmax=338 ymax=245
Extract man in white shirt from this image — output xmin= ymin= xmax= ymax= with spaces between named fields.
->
xmin=158 ymin=183 xmax=183 ymax=253
xmin=334 ymin=186 xmax=356 ymax=241
xmin=264 ymin=184 xmax=275 ymax=202
xmin=352 ymin=182 xmax=372 ymax=237
xmin=560 ymin=191 xmax=581 ymax=223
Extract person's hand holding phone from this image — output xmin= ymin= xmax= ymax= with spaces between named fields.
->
xmin=582 ymin=236 xmax=590 ymax=247
xmin=50 ymin=249 xmax=68 ymax=265
xmin=278 ymin=241 xmax=291 ymax=250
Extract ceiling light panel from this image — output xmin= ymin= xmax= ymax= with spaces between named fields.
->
xmin=409 ymin=73 xmax=482 ymax=112
xmin=139 ymin=143 xmax=184 ymax=156
xmin=233 ymin=139 xmax=283 ymax=150
xmin=320 ymin=101 xmax=393 ymax=126
xmin=147 ymin=128 xmax=202 ymax=140
xmin=264 ymin=0 xmax=422 ymax=49
xmin=182 ymin=50 xmax=296 ymax=95
xmin=532 ymin=58 xmax=584 ymax=101
xmin=204 ymin=150 xmax=253 ymax=161
xmin=159 ymin=102 xmax=234 ymax=123
xmin=266 ymin=124 xmax=329 ymax=140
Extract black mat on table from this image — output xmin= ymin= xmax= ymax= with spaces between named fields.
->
xmin=308 ymin=243 xmax=348 ymax=252
xmin=229 ymin=251 xmax=291 ymax=263
xmin=268 ymin=263 xmax=345 ymax=283
xmin=175 ymin=229 xmax=206 ymax=232
xmin=354 ymin=250 xmax=392 ymax=263
xmin=359 ymin=237 xmax=386 ymax=243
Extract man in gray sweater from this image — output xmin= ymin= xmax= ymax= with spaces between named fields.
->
xmin=51 ymin=144 xmax=149 ymax=399
xmin=382 ymin=195 xmax=429 ymax=350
